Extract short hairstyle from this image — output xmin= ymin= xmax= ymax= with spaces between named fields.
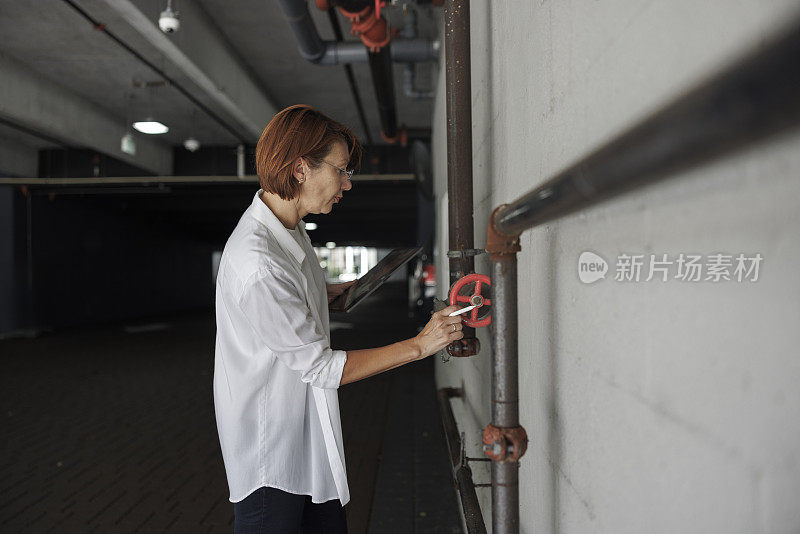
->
xmin=255 ymin=104 xmax=362 ymax=200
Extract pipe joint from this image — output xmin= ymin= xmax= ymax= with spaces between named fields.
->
xmin=446 ymin=337 xmax=480 ymax=358
xmin=482 ymin=424 xmax=528 ymax=462
xmin=299 ymin=45 xmax=328 ymax=64
xmin=339 ymin=5 xmax=391 ymax=51
xmin=486 ymin=205 xmax=521 ymax=260
xmin=380 ymin=128 xmax=407 ymax=145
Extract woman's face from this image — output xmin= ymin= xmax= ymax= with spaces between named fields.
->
xmin=297 ymin=140 xmax=353 ymax=215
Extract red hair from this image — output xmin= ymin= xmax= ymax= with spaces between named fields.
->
xmin=256 ymin=104 xmax=362 ymax=200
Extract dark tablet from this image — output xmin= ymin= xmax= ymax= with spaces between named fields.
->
xmin=329 ymin=247 xmax=423 ymax=313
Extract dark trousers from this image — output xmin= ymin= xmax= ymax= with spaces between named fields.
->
xmin=234 ymin=486 xmax=347 ymax=534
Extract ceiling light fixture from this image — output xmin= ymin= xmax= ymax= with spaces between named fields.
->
xmin=120 ymin=133 xmax=137 ymax=155
xmin=183 ymin=137 xmax=200 ymax=152
xmin=132 ymin=121 xmax=169 ymax=134
xmin=305 ymin=222 xmax=318 ymax=230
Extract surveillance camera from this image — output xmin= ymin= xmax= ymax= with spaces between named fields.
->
xmin=159 ymin=6 xmax=180 ymax=33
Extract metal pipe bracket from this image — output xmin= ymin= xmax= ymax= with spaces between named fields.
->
xmin=482 ymin=424 xmax=528 ymax=462
xmin=447 ymin=248 xmax=486 ymax=259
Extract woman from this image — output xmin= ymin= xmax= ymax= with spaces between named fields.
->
xmin=213 ymin=104 xmax=463 ymax=533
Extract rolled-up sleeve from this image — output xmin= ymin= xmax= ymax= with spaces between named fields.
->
xmin=238 ymin=266 xmax=347 ymax=389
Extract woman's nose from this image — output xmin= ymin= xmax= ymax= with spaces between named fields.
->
xmin=343 ymin=179 xmax=353 ymax=191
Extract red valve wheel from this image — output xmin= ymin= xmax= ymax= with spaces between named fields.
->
xmin=449 ymin=273 xmax=492 ymax=328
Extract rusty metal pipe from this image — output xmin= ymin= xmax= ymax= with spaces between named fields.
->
xmin=437 ymin=388 xmax=488 ymax=534
xmin=445 ymin=0 xmax=475 ymax=282
xmin=490 ymin=257 xmax=519 ymax=428
xmin=445 ymin=0 xmax=478 ymax=354
xmin=494 ymin=22 xmax=800 ymax=237
xmin=490 ymin=254 xmax=520 ymax=534
xmin=457 ymin=464 xmax=488 ymax=534
xmin=367 ymin=45 xmax=399 ymax=140
xmin=481 ymin=20 xmax=800 ymax=534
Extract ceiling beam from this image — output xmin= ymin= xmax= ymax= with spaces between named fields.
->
xmin=95 ymin=0 xmax=278 ymax=140
xmin=0 ymin=174 xmax=414 ymax=185
xmin=0 ymin=54 xmax=172 ymax=176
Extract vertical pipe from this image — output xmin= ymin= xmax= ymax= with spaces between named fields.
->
xmin=236 ymin=144 xmax=245 ymax=178
xmin=26 ymin=192 xmax=34 ymax=327
xmin=491 ymin=255 xmax=519 ymax=533
xmin=367 ymin=45 xmax=398 ymax=139
xmin=444 ymin=0 xmax=475 ymax=337
xmin=325 ymin=7 xmax=374 ymax=146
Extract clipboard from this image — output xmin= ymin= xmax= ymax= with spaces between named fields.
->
xmin=329 ymin=247 xmax=423 ymax=313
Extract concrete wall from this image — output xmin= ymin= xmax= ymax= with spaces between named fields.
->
xmin=431 ymin=2 xmax=800 ymax=533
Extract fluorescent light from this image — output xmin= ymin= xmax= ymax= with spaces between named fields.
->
xmin=325 ymin=241 xmax=336 ymax=249
xmin=132 ymin=121 xmax=169 ymax=134
xmin=305 ymin=222 xmax=318 ymax=230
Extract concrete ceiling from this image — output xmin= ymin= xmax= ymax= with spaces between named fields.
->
xmin=0 ymin=0 xmax=440 ymax=175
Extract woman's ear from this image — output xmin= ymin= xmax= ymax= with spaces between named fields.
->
xmin=293 ymin=157 xmax=307 ymax=183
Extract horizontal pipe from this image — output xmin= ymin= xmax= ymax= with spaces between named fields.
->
xmin=315 ymin=39 xmax=439 ymax=65
xmin=437 ymin=388 xmax=488 ymax=534
xmin=277 ymin=0 xmax=437 ymax=65
xmin=457 ymin=464 xmax=488 ymax=534
xmin=438 ymin=387 xmax=464 ymax=470
xmin=276 ymin=0 xmax=326 ymax=61
xmin=494 ymin=22 xmax=800 ymax=236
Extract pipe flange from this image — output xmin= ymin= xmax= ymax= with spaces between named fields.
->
xmin=482 ymin=424 xmax=528 ymax=462
xmin=446 ymin=337 xmax=480 ymax=358
xmin=339 ymin=5 xmax=391 ymax=51
xmin=338 ymin=4 xmax=371 ymax=23
xmin=381 ymin=128 xmax=406 ymax=145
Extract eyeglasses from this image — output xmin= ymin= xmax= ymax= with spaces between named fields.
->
xmin=321 ymin=160 xmax=354 ymax=181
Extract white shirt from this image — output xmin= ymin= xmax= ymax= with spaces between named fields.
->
xmin=213 ymin=190 xmax=350 ymax=505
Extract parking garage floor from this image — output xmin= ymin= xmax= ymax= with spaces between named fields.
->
xmin=0 ymin=283 xmax=462 ymax=533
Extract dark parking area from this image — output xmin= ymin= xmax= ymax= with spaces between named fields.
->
xmin=0 ymin=282 xmax=461 ymax=533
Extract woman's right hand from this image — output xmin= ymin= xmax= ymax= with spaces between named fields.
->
xmin=413 ymin=305 xmax=465 ymax=359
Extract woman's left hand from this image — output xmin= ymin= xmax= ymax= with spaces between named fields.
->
xmin=326 ymin=281 xmax=356 ymax=304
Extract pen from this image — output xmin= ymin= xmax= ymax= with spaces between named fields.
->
xmin=449 ymin=305 xmax=477 ymax=317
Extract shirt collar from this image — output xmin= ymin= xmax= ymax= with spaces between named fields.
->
xmin=250 ymin=190 xmax=306 ymax=265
